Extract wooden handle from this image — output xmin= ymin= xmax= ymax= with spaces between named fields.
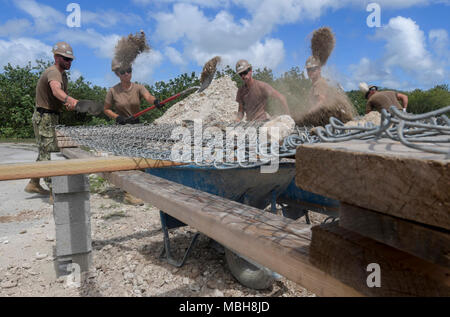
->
xmin=0 ymin=157 xmax=185 ymax=181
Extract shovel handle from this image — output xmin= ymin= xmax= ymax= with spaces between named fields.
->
xmin=133 ymin=86 xmax=199 ymax=119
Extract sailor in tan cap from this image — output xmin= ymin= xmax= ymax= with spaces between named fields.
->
xmin=359 ymin=82 xmax=408 ymax=114
xmin=235 ymin=59 xmax=290 ymax=122
xmin=24 ymin=41 xmax=79 ymax=202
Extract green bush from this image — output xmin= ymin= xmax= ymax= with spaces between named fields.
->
xmin=0 ymin=60 xmax=448 ymax=139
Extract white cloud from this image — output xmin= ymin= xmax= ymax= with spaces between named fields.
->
xmin=165 ymin=47 xmax=186 ymax=65
xmin=0 ymin=19 xmax=32 ymax=37
xmin=54 ymin=29 xmax=121 ymax=59
xmin=81 ymin=10 xmax=144 ymax=28
xmin=348 ymin=16 xmax=448 ymax=89
xmin=131 ymin=51 xmax=164 ymax=84
xmin=152 ymin=3 xmax=286 ymax=71
xmin=14 ymin=0 xmax=65 ymax=33
xmin=0 ymin=38 xmax=53 ymax=69
xmin=429 ymin=29 xmax=449 ymax=57
xmin=376 ymin=17 xmax=434 ymax=72
xmin=134 ymin=0 xmax=230 ymax=8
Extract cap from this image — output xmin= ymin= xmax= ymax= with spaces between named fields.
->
xmin=359 ymin=82 xmax=377 ymax=98
xmin=52 ymin=42 xmax=75 ymax=59
xmin=305 ymin=56 xmax=320 ymax=69
xmin=236 ymin=59 xmax=251 ymax=74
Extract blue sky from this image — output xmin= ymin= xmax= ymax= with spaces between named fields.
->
xmin=0 ymin=0 xmax=448 ymax=91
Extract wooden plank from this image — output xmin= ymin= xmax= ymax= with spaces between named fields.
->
xmin=309 ymin=222 xmax=450 ymax=296
xmin=339 ymin=203 xmax=450 ymax=268
xmin=61 ymin=147 xmax=362 ymax=297
xmin=57 ymin=140 xmax=79 ymax=148
xmin=295 ymin=138 xmax=450 ymax=230
xmin=56 ymin=133 xmax=79 ymax=148
xmin=0 ymin=156 xmax=184 ymax=181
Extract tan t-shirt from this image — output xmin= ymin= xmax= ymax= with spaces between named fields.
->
xmin=105 ymin=83 xmax=148 ymax=117
xmin=366 ymin=91 xmax=402 ymax=113
xmin=236 ymin=80 xmax=276 ymax=121
xmin=35 ymin=65 xmax=68 ymax=112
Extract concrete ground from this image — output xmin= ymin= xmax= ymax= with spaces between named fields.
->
xmin=0 ymin=143 xmax=65 ymax=238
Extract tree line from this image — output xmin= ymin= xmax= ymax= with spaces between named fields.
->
xmin=0 ymin=61 xmax=448 ymax=139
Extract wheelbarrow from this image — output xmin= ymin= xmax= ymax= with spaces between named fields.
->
xmin=146 ymin=160 xmax=338 ymax=289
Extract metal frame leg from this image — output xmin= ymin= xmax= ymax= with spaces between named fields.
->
xmin=159 ymin=211 xmax=200 ymax=268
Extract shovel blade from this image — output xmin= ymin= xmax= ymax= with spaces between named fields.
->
xmin=197 ymin=72 xmax=215 ymax=93
xmin=75 ymin=100 xmax=104 ymax=115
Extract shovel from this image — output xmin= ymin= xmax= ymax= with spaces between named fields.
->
xmin=133 ymin=86 xmax=200 ymax=118
xmin=133 ymin=56 xmax=221 ymax=119
xmin=74 ymin=100 xmax=104 ymax=116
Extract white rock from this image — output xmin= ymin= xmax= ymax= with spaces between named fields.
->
xmin=189 ymin=283 xmax=201 ymax=292
xmin=35 ymin=252 xmax=47 ymax=260
xmin=212 ymin=289 xmax=224 ymax=297
xmin=21 ymin=263 xmax=31 ymax=269
xmin=45 ymin=235 xmax=55 ymax=241
xmin=1 ymin=280 xmax=17 ymax=289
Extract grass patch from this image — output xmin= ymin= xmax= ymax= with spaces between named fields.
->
xmin=0 ymin=138 xmax=35 ymax=143
xmin=89 ymin=175 xmax=109 ymax=193
xmin=101 ymin=211 xmax=128 ymax=220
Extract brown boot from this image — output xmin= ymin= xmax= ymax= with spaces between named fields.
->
xmin=49 ymin=192 xmax=54 ymax=205
xmin=24 ymin=178 xmax=50 ymax=195
xmin=124 ymin=192 xmax=144 ymax=206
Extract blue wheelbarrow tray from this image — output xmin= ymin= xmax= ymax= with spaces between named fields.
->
xmin=146 ymin=160 xmax=339 ymax=289
xmin=147 ymin=161 xmax=296 ymax=210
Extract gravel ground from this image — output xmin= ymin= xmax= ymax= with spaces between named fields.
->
xmin=0 ymin=175 xmax=328 ymax=297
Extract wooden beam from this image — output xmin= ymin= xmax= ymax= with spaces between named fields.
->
xmin=310 ymin=222 xmax=450 ymax=296
xmin=61 ymin=147 xmax=362 ymax=297
xmin=339 ymin=203 xmax=450 ymax=268
xmin=57 ymin=136 xmax=78 ymax=148
xmin=0 ymin=156 xmax=184 ymax=181
xmin=295 ymin=138 xmax=450 ymax=230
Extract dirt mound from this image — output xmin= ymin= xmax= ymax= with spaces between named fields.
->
xmin=345 ymin=111 xmax=381 ymax=127
xmin=154 ymin=76 xmax=239 ymax=125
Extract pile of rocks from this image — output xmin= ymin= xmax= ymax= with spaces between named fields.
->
xmin=154 ymin=76 xmax=239 ymax=126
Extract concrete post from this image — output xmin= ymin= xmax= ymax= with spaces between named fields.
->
xmin=51 ymin=174 xmax=92 ymax=276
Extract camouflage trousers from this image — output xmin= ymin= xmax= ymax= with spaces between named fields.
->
xmin=32 ymin=110 xmax=60 ymax=190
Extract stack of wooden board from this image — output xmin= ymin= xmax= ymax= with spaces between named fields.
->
xmin=296 ymin=137 xmax=450 ymax=296
xmin=56 ymin=131 xmax=78 ymax=148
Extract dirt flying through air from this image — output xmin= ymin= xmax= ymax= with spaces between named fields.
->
xmin=112 ymin=31 xmax=150 ymax=72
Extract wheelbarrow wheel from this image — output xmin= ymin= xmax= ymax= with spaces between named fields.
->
xmin=224 ymin=248 xmax=274 ymax=290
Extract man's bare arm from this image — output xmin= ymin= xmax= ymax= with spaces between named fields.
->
xmin=235 ymin=102 xmax=244 ymax=122
xmin=49 ymin=80 xmax=78 ymax=110
xmin=397 ymin=93 xmax=408 ymax=111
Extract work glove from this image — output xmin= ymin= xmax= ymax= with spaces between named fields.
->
xmin=116 ymin=115 xmax=126 ymax=125
xmin=154 ymin=99 xmax=163 ymax=109
xmin=124 ymin=116 xmax=140 ymax=124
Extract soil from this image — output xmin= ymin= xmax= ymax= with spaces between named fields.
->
xmin=0 ymin=173 xmax=328 ymax=297
xmin=154 ymin=76 xmax=239 ymax=126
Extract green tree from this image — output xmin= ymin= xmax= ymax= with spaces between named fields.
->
xmin=0 ymin=61 xmax=49 ymax=138
xmin=407 ymin=85 xmax=450 ymax=114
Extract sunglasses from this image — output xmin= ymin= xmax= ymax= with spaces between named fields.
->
xmin=58 ymin=55 xmax=73 ymax=62
xmin=239 ymin=68 xmax=251 ymax=77
xmin=307 ymin=66 xmax=319 ymax=72
xmin=119 ymin=68 xmax=132 ymax=75
xmin=369 ymin=86 xmax=378 ymax=91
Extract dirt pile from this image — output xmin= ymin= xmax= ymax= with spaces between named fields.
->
xmin=344 ymin=111 xmax=381 ymax=127
xmin=154 ymin=76 xmax=239 ymax=125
